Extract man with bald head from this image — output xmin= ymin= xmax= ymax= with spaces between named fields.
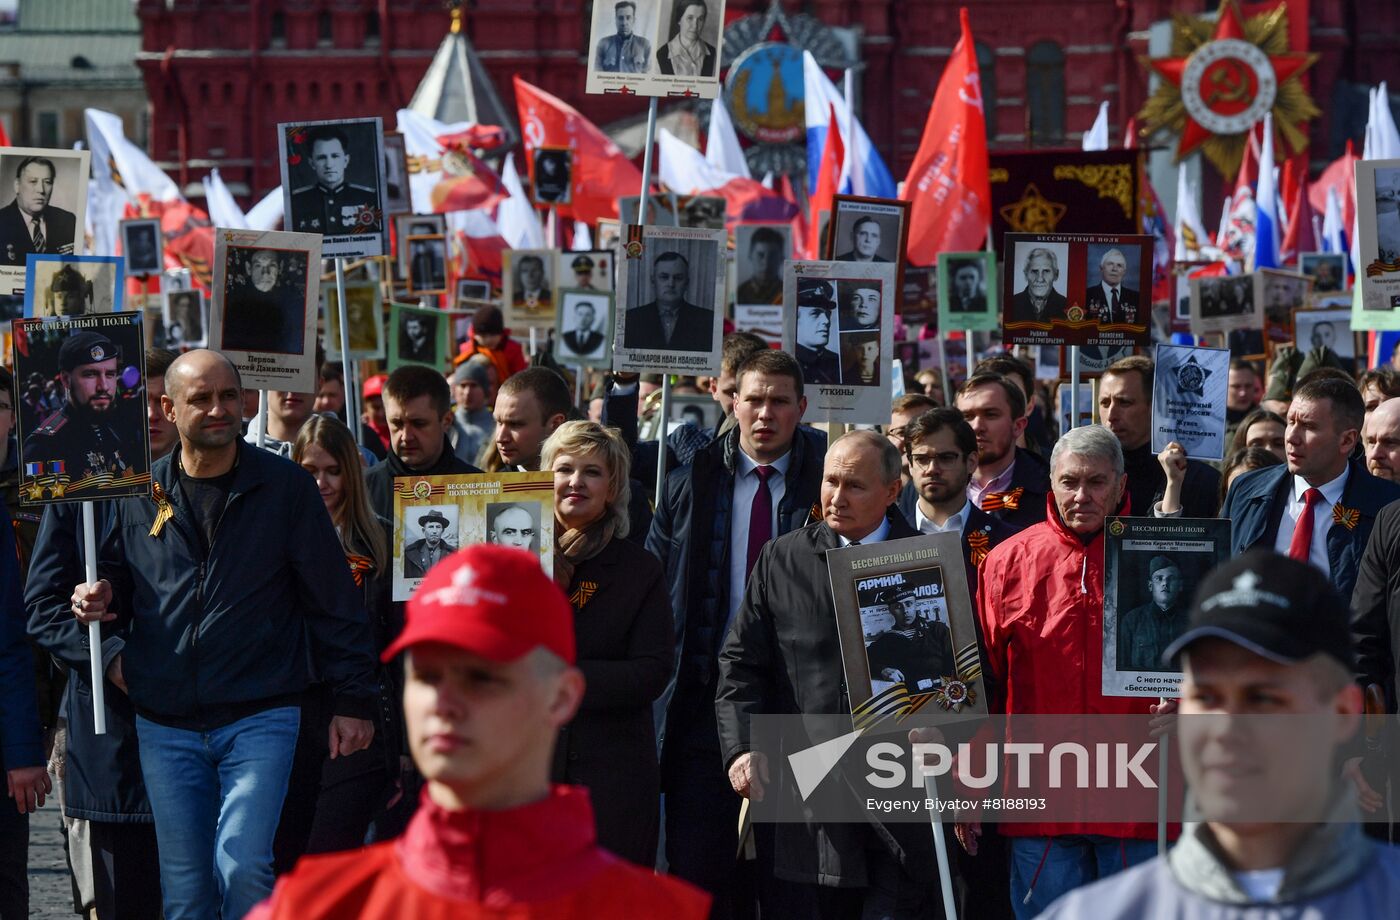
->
xmin=67 ymin=349 xmax=379 ymax=920
xmin=1364 ymin=397 xmax=1400 ymax=482
xmin=717 ymin=431 xmax=942 ymax=915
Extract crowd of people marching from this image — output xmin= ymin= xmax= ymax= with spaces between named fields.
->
xmin=2 ymin=298 xmax=1400 ymax=919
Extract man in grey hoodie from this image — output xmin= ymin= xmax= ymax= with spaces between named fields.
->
xmin=1040 ymin=550 xmax=1400 ymax=917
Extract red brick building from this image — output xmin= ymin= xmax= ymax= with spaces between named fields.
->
xmin=136 ymin=0 xmax=1399 ymax=204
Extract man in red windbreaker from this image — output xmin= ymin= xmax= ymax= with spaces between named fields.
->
xmin=971 ymin=424 xmax=1160 ymax=918
xmin=248 ymin=545 xmax=710 ymax=919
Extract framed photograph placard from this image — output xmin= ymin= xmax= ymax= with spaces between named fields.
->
xmin=936 ymin=251 xmax=998 ymax=333
xmin=1001 ymin=232 xmax=1153 ymax=347
xmin=388 ymin=301 xmax=450 ymax=371
xmin=162 ymin=289 xmax=207 ymax=349
xmin=502 ymin=248 xmax=558 ymax=330
xmin=324 ymin=281 xmax=385 ymax=360
xmin=1355 ymin=159 xmax=1400 ymax=330
xmin=120 ymin=218 xmax=164 ymax=277
xmin=0 ymin=146 xmax=91 ymax=297
xmin=1189 ymin=273 xmax=1260 ymax=337
xmin=585 ymin=0 xmax=728 ymax=99
xmin=1254 ymin=268 xmax=1311 ymax=345
xmin=553 ymin=288 xmax=614 ymax=367
xmin=278 ymin=117 xmax=388 ymax=258
xmin=613 ymin=224 xmax=724 ymax=375
xmin=211 ymin=228 xmax=321 ymax=391
xmin=24 ymin=255 xmax=124 ymax=318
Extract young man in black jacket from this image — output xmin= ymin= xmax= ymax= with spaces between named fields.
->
xmin=70 ymin=350 xmax=378 ymax=920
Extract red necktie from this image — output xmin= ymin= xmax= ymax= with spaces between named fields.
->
xmin=1287 ymin=487 xmax=1322 ymax=563
xmin=746 ymin=465 xmax=775 ymax=580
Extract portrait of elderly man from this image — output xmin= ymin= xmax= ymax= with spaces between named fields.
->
xmin=948 ymin=258 xmax=987 ymax=313
xmin=402 ymin=509 xmax=457 ymax=579
xmin=487 ymin=502 xmax=539 ymax=553
xmin=1116 ymin=555 xmax=1187 ymax=672
xmin=834 ymin=215 xmax=890 ymax=263
xmin=289 ymin=125 xmax=380 ymax=236
xmin=794 ymin=280 xmax=840 ymax=384
xmin=221 ymin=248 xmax=306 ymax=354
xmin=656 ymin=1 xmax=716 ymax=77
xmin=1084 ymin=247 xmax=1139 ymax=324
xmin=23 ymin=330 xmax=136 ymax=484
xmin=623 ymin=250 xmax=714 ymax=352
xmin=594 ymin=0 xmax=651 ymax=74
xmin=0 ymin=155 xmax=77 ymax=264
xmin=1009 ymin=246 xmax=1069 ymax=323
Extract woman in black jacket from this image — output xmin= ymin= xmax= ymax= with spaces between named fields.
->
xmin=541 ymin=420 xmax=674 ymax=866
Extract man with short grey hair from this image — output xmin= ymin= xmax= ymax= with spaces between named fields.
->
xmin=1085 ymin=247 xmax=1139 ymax=324
xmin=974 ymin=421 xmax=1159 ymax=916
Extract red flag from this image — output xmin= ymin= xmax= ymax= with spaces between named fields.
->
xmin=807 ymin=105 xmax=843 ymax=258
xmin=1308 ymin=141 xmax=1357 ymax=241
xmin=779 ymin=173 xmax=807 ymax=259
xmin=900 ymin=8 xmax=990 ymax=265
xmin=429 ymin=145 xmax=508 ymax=213
xmin=513 ymin=78 xmax=643 ymax=226
xmin=1280 ymin=157 xmax=1315 ymax=263
xmin=0 ymin=120 xmax=9 ymax=148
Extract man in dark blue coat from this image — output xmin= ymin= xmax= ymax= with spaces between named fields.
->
xmin=956 ymin=373 xmax=1051 ymax=533
xmin=647 ymin=349 xmax=822 ymax=919
xmin=1220 ymin=376 xmax=1400 ymax=601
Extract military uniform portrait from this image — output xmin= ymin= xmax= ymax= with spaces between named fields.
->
xmin=1255 ymin=268 xmax=1311 ymax=342
xmin=590 ymin=0 xmax=654 ymax=75
xmin=401 ymin=507 xmax=459 ymax=579
xmin=734 ymin=224 xmax=789 ymax=306
xmin=217 ymin=246 xmax=310 ymax=355
xmin=26 ymin=255 xmax=123 ymax=319
xmin=0 ymin=147 xmax=90 ymax=296
xmin=121 ymin=218 xmax=163 ymax=277
xmin=792 ymin=278 xmax=840 ymax=384
xmin=280 ymin=117 xmax=388 ymax=258
xmin=558 ymin=251 xmax=614 ymax=292
xmin=13 ymin=315 xmax=150 ymax=504
xmin=503 ymin=249 xmax=557 ymax=328
xmin=532 ymin=148 xmax=572 ymax=205
xmin=1115 ymin=555 xmax=1188 ymax=673
xmin=163 ymin=289 xmax=206 ymax=348
xmin=406 ymin=235 xmax=448 ymax=295
xmin=486 ymin=501 xmax=542 ymax=554
xmin=860 ymin=577 xmax=955 ymax=695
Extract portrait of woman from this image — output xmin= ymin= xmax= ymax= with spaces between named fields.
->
xmin=656 ymin=1 xmax=716 ymax=77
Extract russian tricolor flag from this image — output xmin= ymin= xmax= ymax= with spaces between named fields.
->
xmin=802 ymin=51 xmax=896 ymax=200
xmin=1253 ymin=113 xmax=1279 ymax=270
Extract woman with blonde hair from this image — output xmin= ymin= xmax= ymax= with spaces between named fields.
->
xmin=541 ymin=420 xmax=674 ymax=866
xmin=275 ymin=415 xmax=396 ymax=869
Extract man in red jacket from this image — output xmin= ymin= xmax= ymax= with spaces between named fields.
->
xmin=248 ymin=545 xmax=710 ymax=919
xmin=972 ymin=424 xmax=1158 ymax=918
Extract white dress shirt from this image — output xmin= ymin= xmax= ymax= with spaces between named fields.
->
xmin=967 ymin=458 xmax=1015 ymax=508
xmin=727 ymin=448 xmax=791 ymax=623
xmin=1272 ymin=467 xmax=1349 ymax=575
xmin=838 ymin=516 xmax=891 ymax=547
xmin=916 ymin=498 xmax=972 ymax=535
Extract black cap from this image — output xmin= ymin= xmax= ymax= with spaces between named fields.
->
xmin=797 ymin=281 xmax=836 ymax=312
xmin=1162 ymin=549 xmax=1354 ymax=671
xmin=418 ymin=510 xmax=450 ymax=528
xmin=571 ymin=255 xmax=595 ymax=271
xmin=58 ymin=331 xmax=120 ymax=372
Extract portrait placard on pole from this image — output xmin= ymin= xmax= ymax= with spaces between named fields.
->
xmin=278 ymin=117 xmax=388 ymax=259
xmin=613 ymin=224 xmax=725 ymax=375
xmin=585 ymin=0 xmax=728 ymax=99
xmin=0 ymin=146 xmax=91 ymax=297
xmin=1001 ymin=232 xmax=1153 ymax=348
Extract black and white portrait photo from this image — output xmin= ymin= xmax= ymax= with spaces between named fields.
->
xmin=837 ymin=278 xmax=881 ymax=333
xmin=406 ymin=234 xmax=448 ymax=295
xmin=840 ymin=331 xmax=880 ymax=387
xmin=591 ymin=0 xmax=654 ymax=75
xmin=827 ymin=197 xmax=909 ymax=266
xmin=1295 ymin=309 xmax=1353 ymax=360
xmin=1300 ymin=252 xmax=1346 ymax=294
xmin=1084 ymin=243 xmax=1142 ymax=325
xmin=394 ymin=213 xmax=446 ymax=278
xmin=859 ymin=571 xmax=955 ymax=695
xmin=735 ymin=224 xmax=789 ymax=305
xmin=944 ymin=257 xmax=987 ymax=314
xmin=503 ymin=248 xmax=556 ymax=328
xmin=382 ymin=131 xmax=411 ymax=217
xmin=622 ymin=245 xmax=716 ymax=352
xmin=396 ymin=307 xmax=441 ymax=366
xmin=560 ymin=251 xmax=613 ymax=292
xmin=793 ymin=278 xmax=840 ymax=385
xmin=455 ymin=278 xmax=492 ymax=308
xmin=26 ymin=255 xmax=123 ymax=318
xmin=1188 ymin=274 xmax=1261 ymax=339
xmin=280 ymin=117 xmax=387 ymax=258
xmin=163 ymin=289 xmax=206 ymax=348
xmin=555 ymin=290 xmax=612 ymax=365
xmin=1115 ymin=555 xmax=1188 ymax=673
xmin=120 ymin=218 xmax=163 ymax=277
xmin=532 ymin=148 xmax=572 ymax=205
xmin=1007 ymin=240 xmax=1071 ymax=324
xmin=656 ymin=0 xmax=718 ymax=77
xmin=487 ymin=501 xmax=541 ymax=554
xmin=0 ymin=148 xmax=90 ymax=295
xmin=218 ymin=247 xmax=310 ymax=354
xmin=1255 ymin=269 xmax=1310 ymax=337
xmin=401 ymin=507 xmax=458 ymax=579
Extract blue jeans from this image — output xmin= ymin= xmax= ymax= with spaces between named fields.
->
xmin=1008 ymin=834 xmax=1156 ymax=919
xmin=136 ymin=706 xmax=300 ymax=920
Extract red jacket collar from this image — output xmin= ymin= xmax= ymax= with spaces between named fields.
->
xmin=396 ymin=784 xmax=606 ymax=905
xmin=1043 ymin=491 xmax=1131 ymax=546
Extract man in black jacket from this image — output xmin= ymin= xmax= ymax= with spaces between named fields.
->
xmin=363 ymin=365 xmax=482 ymax=522
xmin=717 ymin=430 xmax=938 ymax=917
xmin=648 ymin=348 xmax=821 ymax=918
xmin=957 ymin=373 xmax=1051 ymax=532
xmin=70 ymin=349 xmax=379 ymax=920
xmin=1099 ymin=356 xmax=1220 ymax=517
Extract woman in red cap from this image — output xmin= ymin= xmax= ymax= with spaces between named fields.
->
xmin=248 ymin=545 xmax=708 ymax=919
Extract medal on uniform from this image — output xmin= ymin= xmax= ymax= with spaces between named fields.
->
xmin=149 ymin=481 xmax=173 ymax=537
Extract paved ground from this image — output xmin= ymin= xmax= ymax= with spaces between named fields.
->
xmin=28 ymin=800 xmax=76 ymax=917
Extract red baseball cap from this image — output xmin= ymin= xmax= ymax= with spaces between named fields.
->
xmin=363 ymin=373 xmax=388 ymax=400
xmin=381 ymin=544 xmax=575 ymax=664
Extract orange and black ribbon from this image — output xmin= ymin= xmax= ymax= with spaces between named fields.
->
xmin=1332 ymin=504 xmax=1360 ymax=531
xmin=980 ymin=487 xmax=1023 ymax=512
xmin=346 ymin=553 xmax=375 ymax=588
xmin=967 ymin=530 xmax=991 ymax=567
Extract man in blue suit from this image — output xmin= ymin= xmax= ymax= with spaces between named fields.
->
xmin=1220 ymin=376 xmax=1400 ymax=601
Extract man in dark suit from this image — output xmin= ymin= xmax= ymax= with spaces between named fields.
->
xmin=1084 ymin=248 xmax=1139 ymax=325
xmin=623 ymin=251 xmax=713 ymax=352
xmin=1220 ymin=376 xmax=1400 ymax=602
xmin=1009 ymin=247 xmax=1068 ymax=323
xmin=948 ymin=259 xmax=987 ymax=313
xmin=561 ymin=300 xmax=605 ymax=357
xmin=0 ymin=156 xmax=77 ymax=266
xmin=717 ymin=431 xmax=940 ymax=915
xmin=834 ymin=215 xmax=890 ymax=262
xmin=956 ymin=373 xmax=1051 ymax=533
xmin=402 ymin=510 xmax=457 ymax=578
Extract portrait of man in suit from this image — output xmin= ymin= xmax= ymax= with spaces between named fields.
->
xmin=510 ymin=254 xmax=553 ymax=310
xmin=1009 ymin=245 xmax=1069 ymax=323
xmin=834 ymin=215 xmax=890 ymax=263
xmin=402 ymin=509 xmax=458 ymax=578
xmin=947 ymin=258 xmax=987 ymax=313
xmin=0 ymin=156 xmax=77 ymax=266
xmin=398 ymin=311 xmax=439 ymax=365
xmin=560 ymin=298 xmax=606 ymax=359
xmin=623 ymin=250 xmax=714 ymax=352
xmin=1084 ymin=247 xmax=1139 ymax=324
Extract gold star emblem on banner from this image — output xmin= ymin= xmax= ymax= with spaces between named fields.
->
xmin=998 ymin=184 xmax=1067 ymax=233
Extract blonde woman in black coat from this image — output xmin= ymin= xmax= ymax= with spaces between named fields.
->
xmin=542 ymin=420 xmax=674 ymax=866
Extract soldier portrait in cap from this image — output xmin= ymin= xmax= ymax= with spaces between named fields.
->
xmin=555 ymin=290 xmax=613 ymax=366
xmin=559 ymin=250 xmax=613 ymax=292
xmin=1116 ymin=555 xmax=1188 ymax=673
xmin=863 ymin=581 xmax=955 ymax=694
xmin=280 ymin=117 xmax=388 ymax=259
xmin=219 ymin=246 xmax=310 ymax=354
xmin=14 ymin=313 xmax=150 ymax=503
xmin=121 ymin=218 xmax=163 ymax=277
xmin=487 ymin=502 xmax=541 ymax=554
xmin=0 ymin=147 xmax=90 ymax=296
xmin=163 ymin=289 xmax=206 ymax=349
xmin=402 ymin=507 xmax=459 ymax=579
xmin=532 ymin=148 xmax=571 ymax=206
xmin=26 ymin=254 xmax=123 ymax=318
xmin=793 ymin=278 xmax=840 ymax=384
